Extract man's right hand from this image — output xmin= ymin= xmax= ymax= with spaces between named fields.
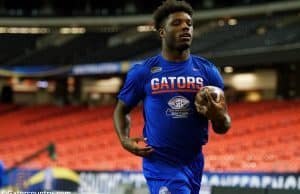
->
xmin=121 ymin=137 xmax=154 ymax=157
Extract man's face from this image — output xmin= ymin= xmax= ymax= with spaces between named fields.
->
xmin=161 ymin=12 xmax=193 ymax=51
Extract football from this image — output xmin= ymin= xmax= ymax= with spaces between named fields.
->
xmin=195 ymin=86 xmax=224 ymax=104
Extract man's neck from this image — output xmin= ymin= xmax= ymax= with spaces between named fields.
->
xmin=161 ymin=48 xmax=190 ymax=62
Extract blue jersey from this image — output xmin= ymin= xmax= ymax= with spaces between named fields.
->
xmin=118 ymin=54 xmax=224 ymax=165
xmin=0 ymin=160 xmax=4 ymax=187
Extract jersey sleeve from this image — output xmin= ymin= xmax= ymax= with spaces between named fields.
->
xmin=208 ymin=63 xmax=224 ymax=90
xmin=118 ymin=65 xmax=145 ymax=107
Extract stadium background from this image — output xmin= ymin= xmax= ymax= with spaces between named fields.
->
xmin=0 ymin=0 xmax=299 ymax=193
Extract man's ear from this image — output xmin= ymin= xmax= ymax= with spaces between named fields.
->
xmin=159 ymin=27 xmax=165 ymax=39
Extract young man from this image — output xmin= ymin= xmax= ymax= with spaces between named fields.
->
xmin=114 ymin=0 xmax=231 ymax=193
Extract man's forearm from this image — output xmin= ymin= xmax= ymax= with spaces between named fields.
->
xmin=114 ymin=112 xmax=130 ymax=141
xmin=211 ymin=112 xmax=231 ymax=134
xmin=113 ymin=101 xmax=131 ymax=143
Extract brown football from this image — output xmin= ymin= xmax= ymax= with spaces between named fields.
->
xmin=195 ymin=86 xmax=224 ymax=104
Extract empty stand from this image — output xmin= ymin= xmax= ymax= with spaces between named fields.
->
xmin=0 ymin=100 xmax=299 ymax=172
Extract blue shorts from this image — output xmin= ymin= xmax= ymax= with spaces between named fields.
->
xmin=143 ymin=152 xmax=204 ymax=194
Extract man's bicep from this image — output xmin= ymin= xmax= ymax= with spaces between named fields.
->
xmin=115 ymin=99 xmax=132 ymax=114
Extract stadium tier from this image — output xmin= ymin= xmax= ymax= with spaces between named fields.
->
xmin=1 ymin=11 xmax=299 ymax=66
xmin=0 ymin=100 xmax=299 ymax=172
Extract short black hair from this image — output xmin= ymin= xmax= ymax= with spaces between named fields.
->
xmin=153 ymin=0 xmax=193 ymax=31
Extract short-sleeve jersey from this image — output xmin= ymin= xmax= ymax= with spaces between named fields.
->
xmin=118 ymin=54 xmax=224 ymax=164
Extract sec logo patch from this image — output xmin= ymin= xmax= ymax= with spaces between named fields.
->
xmin=168 ymin=96 xmax=190 ymax=110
